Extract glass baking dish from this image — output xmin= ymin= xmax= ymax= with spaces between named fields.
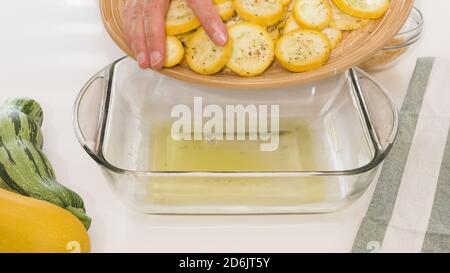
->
xmin=74 ymin=57 xmax=398 ymax=214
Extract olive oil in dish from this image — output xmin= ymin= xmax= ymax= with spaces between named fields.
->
xmin=146 ymin=119 xmax=325 ymax=206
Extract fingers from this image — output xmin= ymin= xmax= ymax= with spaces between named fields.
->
xmin=129 ymin=0 xmax=150 ymax=69
xmin=143 ymin=0 xmax=170 ymax=69
xmin=187 ymin=0 xmax=228 ymax=46
xmin=122 ymin=0 xmax=169 ymax=70
xmin=122 ymin=0 xmax=134 ymax=44
xmin=123 ymin=0 xmax=226 ymax=70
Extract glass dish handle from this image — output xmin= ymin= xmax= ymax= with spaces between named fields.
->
xmin=351 ymin=68 xmax=399 ymax=160
xmin=73 ymin=64 xmax=112 ymax=164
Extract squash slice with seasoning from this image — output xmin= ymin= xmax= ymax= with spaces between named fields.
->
xmin=276 ymin=29 xmax=331 ymax=72
xmin=276 ymin=0 xmax=294 ymax=29
xmin=283 ymin=15 xmax=301 ymax=34
xmin=293 ymin=0 xmax=332 ymax=30
xmin=176 ymin=29 xmax=196 ymax=45
xmin=329 ymin=1 xmax=370 ymax=30
xmin=164 ymin=36 xmax=185 ymax=68
xmin=267 ymin=25 xmax=280 ymax=42
xmin=332 ymin=0 xmax=390 ymax=19
xmin=233 ymin=0 xmax=285 ymax=26
xmin=227 ymin=22 xmax=275 ymax=76
xmin=186 ymin=28 xmax=233 ymax=75
xmin=215 ymin=0 xmax=235 ymax=21
xmin=226 ymin=13 xmax=245 ymax=26
xmin=322 ymin=27 xmax=343 ymax=49
xmin=166 ymin=0 xmax=201 ymax=35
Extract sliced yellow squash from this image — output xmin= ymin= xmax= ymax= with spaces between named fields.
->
xmin=322 ymin=27 xmax=343 ymax=49
xmin=329 ymin=1 xmax=370 ymax=30
xmin=226 ymin=13 xmax=245 ymax=26
xmin=293 ymin=0 xmax=332 ymax=30
xmin=276 ymin=1 xmax=294 ymax=29
xmin=276 ymin=29 xmax=331 ymax=72
xmin=176 ymin=29 xmax=196 ymax=45
xmin=164 ymin=36 xmax=185 ymax=68
xmin=287 ymin=0 xmax=296 ymax=11
xmin=227 ymin=22 xmax=275 ymax=76
xmin=283 ymin=15 xmax=301 ymax=34
xmin=215 ymin=0 xmax=235 ymax=21
xmin=268 ymin=25 xmax=280 ymax=42
xmin=233 ymin=0 xmax=285 ymax=26
xmin=186 ymin=28 xmax=233 ymax=75
xmin=276 ymin=15 xmax=289 ymax=30
xmin=166 ymin=0 xmax=201 ymax=35
xmin=332 ymin=0 xmax=390 ymax=19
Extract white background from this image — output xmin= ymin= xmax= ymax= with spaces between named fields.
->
xmin=0 ymin=0 xmax=448 ymax=252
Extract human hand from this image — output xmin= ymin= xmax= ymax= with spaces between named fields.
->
xmin=122 ymin=0 xmax=228 ymax=69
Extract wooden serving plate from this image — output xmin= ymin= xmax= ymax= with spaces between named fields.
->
xmin=99 ymin=0 xmax=413 ymax=89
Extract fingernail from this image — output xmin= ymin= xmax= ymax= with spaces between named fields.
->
xmin=137 ymin=53 xmax=148 ymax=68
xmin=150 ymin=51 xmax=163 ymax=68
xmin=213 ymin=31 xmax=228 ymax=46
xmin=210 ymin=20 xmax=227 ymax=46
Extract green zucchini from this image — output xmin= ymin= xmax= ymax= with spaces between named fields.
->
xmin=0 ymin=98 xmax=91 ymax=229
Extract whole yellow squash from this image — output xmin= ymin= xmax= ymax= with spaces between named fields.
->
xmin=0 ymin=188 xmax=91 ymax=253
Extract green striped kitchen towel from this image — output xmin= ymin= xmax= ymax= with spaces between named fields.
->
xmin=352 ymin=57 xmax=450 ymax=253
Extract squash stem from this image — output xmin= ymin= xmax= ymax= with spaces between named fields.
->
xmin=66 ymin=207 xmax=92 ymax=230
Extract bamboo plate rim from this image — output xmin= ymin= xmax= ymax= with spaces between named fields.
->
xmin=99 ymin=0 xmax=414 ymax=89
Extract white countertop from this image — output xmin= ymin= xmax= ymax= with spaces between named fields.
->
xmin=0 ymin=0 xmax=448 ymax=253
